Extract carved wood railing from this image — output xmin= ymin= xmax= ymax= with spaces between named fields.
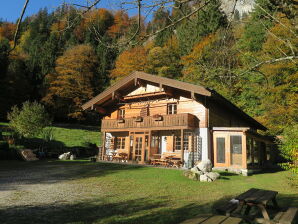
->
xmin=101 ymin=113 xmax=199 ymax=130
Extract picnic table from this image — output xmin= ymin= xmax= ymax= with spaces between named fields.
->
xmin=235 ymin=188 xmax=279 ymax=221
xmin=180 ymin=214 xmax=242 ymax=224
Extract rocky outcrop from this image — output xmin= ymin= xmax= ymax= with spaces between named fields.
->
xmin=184 ymin=160 xmax=220 ymax=182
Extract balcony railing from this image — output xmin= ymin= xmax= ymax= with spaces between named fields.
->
xmin=101 ymin=113 xmax=199 ymax=131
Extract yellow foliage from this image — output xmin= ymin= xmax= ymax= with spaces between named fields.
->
xmin=43 ymin=44 xmax=98 ymax=119
xmin=181 ymin=34 xmax=216 ymax=77
xmin=110 ymin=46 xmax=148 ymax=79
xmin=0 ymin=22 xmax=16 ymax=41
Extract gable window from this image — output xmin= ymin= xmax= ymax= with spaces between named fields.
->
xmin=167 ymin=103 xmax=177 ymax=115
xmin=118 ymin=109 xmax=125 ymax=119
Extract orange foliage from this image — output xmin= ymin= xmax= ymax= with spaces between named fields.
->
xmin=108 ymin=11 xmax=130 ymax=38
xmin=43 ymin=44 xmax=97 ymax=119
xmin=74 ymin=8 xmax=113 ymax=42
xmin=262 ymin=14 xmax=297 ymax=59
xmin=110 ymin=46 xmax=148 ymax=79
xmin=181 ymin=34 xmax=216 ymax=77
xmin=85 ymin=8 xmax=113 ymax=26
xmin=0 ymin=22 xmax=16 ymax=41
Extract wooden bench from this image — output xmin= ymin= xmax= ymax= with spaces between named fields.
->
xmin=180 ymin=214 xmax=242 ymax=224
xmin=215 ymin=200 xmax=239 ymax=216
xmin=272 ymin=207 xmax=298 ymax=224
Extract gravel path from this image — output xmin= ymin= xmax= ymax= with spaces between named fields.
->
xmin=0 ymin=161 xmax=104 ymax=208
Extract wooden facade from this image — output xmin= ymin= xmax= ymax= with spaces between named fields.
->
xmin=82 ymin=71 xmax=275 ymax=174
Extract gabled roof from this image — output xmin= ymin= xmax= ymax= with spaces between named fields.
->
xmin=82 ymin=71 xmax=267 ymax=130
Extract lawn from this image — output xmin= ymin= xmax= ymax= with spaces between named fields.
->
xmin=0 ymin=122 xmax=101 ymax=147
xmin=0 ymin=160 xmax=297 ymax=224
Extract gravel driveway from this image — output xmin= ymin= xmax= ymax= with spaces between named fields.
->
xmin=0 ymin=160 xmax=109 ymax=224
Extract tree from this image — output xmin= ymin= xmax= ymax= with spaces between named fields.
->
xmin=43 ymin=44 xmax=98 ymax=120
xmin=110 ymin=46 xmax=148 ymax=79
xmin=146 ymin=36 xmax=182 ymax=78
xmin=176 ymin=0 xmax=227 ymax=55
xmin=278 ymin=125 xmax=298 ymax=179
xmin=7 ymin=101 xmax=51 ymax=138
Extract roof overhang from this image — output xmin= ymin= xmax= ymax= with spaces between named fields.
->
xmin=82 ymin=71 xmax=211 ymax=110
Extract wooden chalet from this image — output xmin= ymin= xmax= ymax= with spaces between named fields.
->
xmin=82 ymin=71 xmax=276 ymax=174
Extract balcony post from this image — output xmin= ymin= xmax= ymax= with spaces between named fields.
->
xmin=148 ymin=131 xmax=152 ymax=161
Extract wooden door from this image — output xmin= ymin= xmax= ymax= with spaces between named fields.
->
xmin=133 ymin=134 xmax=145 ymax=162
xmin=213 ymin=134 xmax=229 ymax=167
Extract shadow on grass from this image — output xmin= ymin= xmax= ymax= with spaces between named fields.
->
xmin=0 ymin=196 xmax=216 ymax=224
xmin=2 ymin=193 xmax=297 ymax=224
xmin=0 ymin=161 xmax=143 ymax=191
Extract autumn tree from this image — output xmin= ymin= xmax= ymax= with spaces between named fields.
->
xmin=43 ymin=44 xmax=98 ymax=120
xmin=108 ymin=11 xmax=130 ymax=38
xmin=146 ymin=36 xmax=182 ymax=78
xmin=176 ymin=0 xmax=227 ymax=55
xmin=110 ymin=46 xmax=148 ymax=80
xmin=256 ymin=14 xmax=298 ymax=134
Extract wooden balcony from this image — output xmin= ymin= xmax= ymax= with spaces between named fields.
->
xmin=101 ymin=113 xmax=199 ymax=131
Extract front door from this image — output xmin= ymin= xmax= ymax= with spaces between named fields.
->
xmin=133 ymin=134 xmax=145 ymax=162
xmin=213 ymin=134 xmax=229 ymax=167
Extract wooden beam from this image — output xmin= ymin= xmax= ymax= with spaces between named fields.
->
xmin=94 ymin=105 xmax=107 ymax=114
xmin=101 ymin=132 xmax=106 ymax=160
xmin=242 ymin=133 xmax=247 ymax=169
xmin=148 ymin=131 xmax=152 ymax=160
xmin=181 ymin=129 xmax=184 ymax=165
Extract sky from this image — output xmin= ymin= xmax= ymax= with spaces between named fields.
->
xmin=0 ymin=0 xmax=140 ymax=22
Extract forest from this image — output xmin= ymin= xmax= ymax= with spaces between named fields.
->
xmin=0 ymin=0 xmax=297 ymax=136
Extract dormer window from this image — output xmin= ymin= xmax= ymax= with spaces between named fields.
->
xmin=167 ymin=103 xmax=177 ymax=115
xmin=118 ymin=109 xmax=125 ymax=119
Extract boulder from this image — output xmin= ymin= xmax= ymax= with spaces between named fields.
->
xmin=70 ymin=154 xmax=76 ymax=160
xmin=205 ymin=172 xmax=220 ymax=181
xmin=189 ymin=172 xmax=199 ymax=181
xmin=199 ymin=174 xmax=212 ymax=182
xmin=59 ymin=152 xmax=71 ymax=160
xmin=190 ymin=167 xmax=203 ymax=175
xmin=197 ymin=159 xmax=212 ymax=173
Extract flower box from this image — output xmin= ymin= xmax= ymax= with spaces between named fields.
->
xmin=153 ymin=114 xmax=163 ymax=121
xmin=117 ymin=119 xmax=125 ymax=123
xmin=134 ymin=116 xmax=143 ymax=122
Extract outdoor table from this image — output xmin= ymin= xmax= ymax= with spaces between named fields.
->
xmin=235 ymin=188 xmax=279 ymax=221
xmin=180 ymin=214 xmax=242 ymax=224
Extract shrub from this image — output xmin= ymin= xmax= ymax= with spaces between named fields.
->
xmin=0 ymin=141 xmax=9 ymax=151
xmin=7 ymin=101 xmax=52 ymax=138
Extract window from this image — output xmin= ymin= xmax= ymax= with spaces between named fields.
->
xmin=216 ymin=137 xmax=225 ymax=163
xmin=167 ymin=103 xmax=177 ymax=114
xmin=230 ymin=135 xmax=242 ymax=154
xmin=116 ymin=137 xmax=125 ymax=150
xmin=183 ymin=131 xmax=192 ymax=151
xmin=118 ymin=109 xmax=125 ymax=119
xmin=151 ymin=136 xmax=160 ymax=148
xmin=174 ymin=136 xmax=181 ymax=151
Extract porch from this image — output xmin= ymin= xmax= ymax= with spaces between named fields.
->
xmin=99 ymin=129 xmax=203 ymax=168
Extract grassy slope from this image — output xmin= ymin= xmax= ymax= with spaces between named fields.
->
xmin=0 ymin=122 xmax=101 ymax=147
xmin=0 ymin=160 xmax=297 ymax=224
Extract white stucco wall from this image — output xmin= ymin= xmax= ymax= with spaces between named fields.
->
xmin=199 ymin=128 xmax=211 ymax=160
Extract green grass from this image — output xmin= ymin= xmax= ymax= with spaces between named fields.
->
xmin=0 ymin=122 xmax=101 ymax=147
xmin=0 ymin=160 xmax=297 ymax=224
xmin=50 ymin=124 xmax=101 ymax=147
